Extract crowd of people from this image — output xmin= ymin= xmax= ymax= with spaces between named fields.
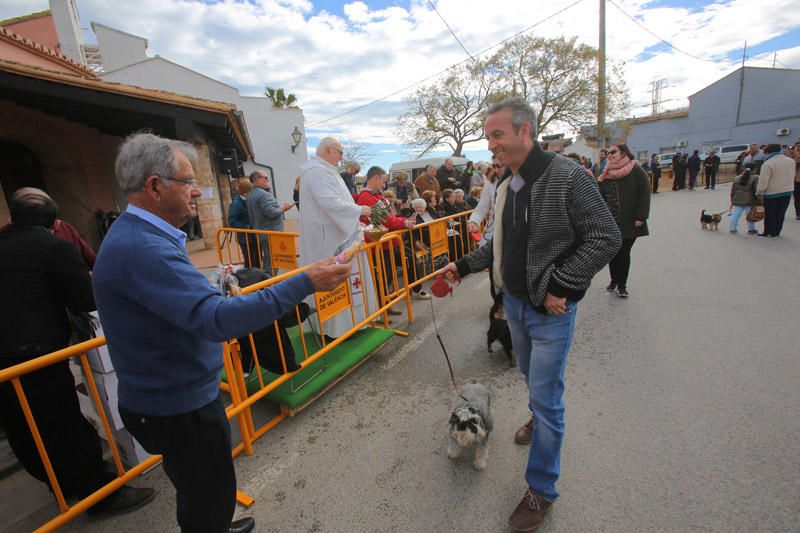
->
xmin=2 ymin=91 xmax=798 ymax=533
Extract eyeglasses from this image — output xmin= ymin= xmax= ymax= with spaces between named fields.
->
xmin=492 ymin=164 xmax=500 ymax=168
xmin=330 ymin=147 xmax=344 ymax=156
xmin=608 ymin=150 xmax=619 ymax=156
xmin=165 ymin=176 xmax=198 ymax=187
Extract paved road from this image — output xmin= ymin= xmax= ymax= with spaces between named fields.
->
xmin=9 ymin=184 xmax=800 ymax=532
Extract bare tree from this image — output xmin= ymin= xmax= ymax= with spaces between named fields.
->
xmin=489 ymin=35 xmax=629 ymax=135
xmin=340 ymin=139 xmax=376 ymax=170
xmin=396 ymin=62 xmax=504 ymax=158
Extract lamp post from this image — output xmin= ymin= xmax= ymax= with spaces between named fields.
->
xmin=290 ymin=127 xmax=302 ymax=153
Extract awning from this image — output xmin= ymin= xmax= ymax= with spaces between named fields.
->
xmin=0 ymin=59 xmax=253 ymax=161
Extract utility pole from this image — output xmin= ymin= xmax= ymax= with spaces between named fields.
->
xmin=773 ymin=52 xmax=777 ymax=69
xmin=597 ymin=0 xmax=606 ymax=151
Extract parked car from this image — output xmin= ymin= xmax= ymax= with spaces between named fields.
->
xmin=717 ymin=144 xmax=749 ymax=164
xmin=700 ymin=144 xmax=748 ymax=164
xmin=656 ymin=152 xmax=676 ymax=169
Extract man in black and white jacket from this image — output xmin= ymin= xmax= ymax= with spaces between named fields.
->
xmin=445 ymin=97 xmax=620 ymax=532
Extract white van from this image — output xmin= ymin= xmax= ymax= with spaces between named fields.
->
xmin=700 ymin=144 xmax=748 ymax=164
xmin=388 ymin=156 xmax=470 ymax=182
xmin=717 ymin=144 xmax=749 ymax=164
xmin=656 ymin=152 xmax=676 ymax=169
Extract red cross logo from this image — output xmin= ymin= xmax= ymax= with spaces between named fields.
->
xmin=279 ymin=241 xmax=287 ymax=252
xmin=352 ymin=276 xmax=362 ymax=289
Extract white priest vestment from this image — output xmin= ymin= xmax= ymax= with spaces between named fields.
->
xmin=298 ymin=156 xmax=377 ymax=338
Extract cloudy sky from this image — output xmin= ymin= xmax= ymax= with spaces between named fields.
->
xmin=3 ymin=0 xmax=799 ymax=169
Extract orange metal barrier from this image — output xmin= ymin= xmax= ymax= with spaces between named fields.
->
xmin=0 ymin=340 xmax=161 ymax=532
xmin=216 ymin=227 xmax=299 ymax=276
xmin=384 ymin=209 xmax=480 ymax=291
xmin=222 ymin=234 xmax=412 ymax=450
xmin=0 ymin=338 xmax=255 ymax=532
xmin=1 ymin=225 xmax=459 ymax=531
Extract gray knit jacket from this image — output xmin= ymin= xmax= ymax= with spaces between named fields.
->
xmin=456 ymin=152 xmax=621 ymax=308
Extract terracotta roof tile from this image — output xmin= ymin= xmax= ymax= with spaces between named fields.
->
xmin=0 ymin=25 xmax=98 ymax=78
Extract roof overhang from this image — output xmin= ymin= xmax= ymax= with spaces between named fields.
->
xmin=0 ymin=59 xmax=253 ymax=161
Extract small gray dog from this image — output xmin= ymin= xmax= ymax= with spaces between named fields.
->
xmin=447 ymin=380 xmax=493 ymax=470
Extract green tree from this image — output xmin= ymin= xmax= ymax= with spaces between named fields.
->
xmin=396 ymin=62 xmax=504 ymax=158
xmin=264 ymin=86 xmax=298 ymax=109
xmin=489 ymin=35 xmax=629 ymax=135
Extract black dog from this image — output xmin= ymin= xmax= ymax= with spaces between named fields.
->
xmin=487 ymin=303 xmax=514 ymax=366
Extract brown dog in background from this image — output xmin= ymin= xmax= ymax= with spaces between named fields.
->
xmin=700 ymin=210 xmax=723 ymax=231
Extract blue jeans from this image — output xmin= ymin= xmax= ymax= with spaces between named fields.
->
xmin=504 ymin=291 xmax=577 ymax=502
xmin=729 ymin=205 xmax=756 ymax=232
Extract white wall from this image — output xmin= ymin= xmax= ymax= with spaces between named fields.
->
xmin=97 ymin=31 xmax=309 ymax=220
xmin=50 ymin=0 xmax=85 ymax=63
xmin=101 ymin=57 xmax=240 ymax=104
xmin=92 ymin=23 xmax=147 ymax=73
xmin=238 ymin=97 xmax=307 ymax=219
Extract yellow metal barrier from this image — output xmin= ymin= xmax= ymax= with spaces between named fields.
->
xmin=0 ymin=338 xmax=255 ymax=532
xmin=216 ymin=227 xmax=299 ymax=276
xmin=222 ymin=234 xmax=412 ymax=446
xmin=2 ymin=221 xmax=473 ymax=531
xmin=384 ymin=209 xmax=479 ymax=291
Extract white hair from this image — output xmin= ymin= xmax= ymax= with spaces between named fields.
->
xmin=116 ymin=133 xmax=197 ymax=192
xmin=411 ymin=198 xmax=427 ymax=210
xmin=316 ymin=137 xmax=341 ymax=156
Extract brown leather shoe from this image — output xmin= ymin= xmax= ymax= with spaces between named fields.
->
xmin=514 ymin=417 xmax=534 ymax=445
xmin=508 ymin=487 xmax=552 ymax=532
xmin=387 ymin=308 xmax=402 ymax=316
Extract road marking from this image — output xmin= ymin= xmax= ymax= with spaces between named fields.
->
xmin=381 ymin=320 xmax=438 ymax=369
xmin=241 ymin=450 xmax=300 ymax=497
xmin=381 ymin=273 xmax=490 ymax=370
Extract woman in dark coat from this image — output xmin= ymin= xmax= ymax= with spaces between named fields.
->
xmin=598 ymin=143 xmax=650 ymax=298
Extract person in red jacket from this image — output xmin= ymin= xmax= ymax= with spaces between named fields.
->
xmin=356 ymin=166 xmax=431 ymax=313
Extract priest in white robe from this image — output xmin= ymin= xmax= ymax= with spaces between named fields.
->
xmin=298 ymin=137 xmax=377 ymax=339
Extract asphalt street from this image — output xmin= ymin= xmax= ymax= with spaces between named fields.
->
xmin=7 ymin=183 xmax=800 ymax=532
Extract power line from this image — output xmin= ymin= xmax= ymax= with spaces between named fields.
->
xmin=608 ymin=0 xmax=716 ymax=63
xmin=426 ymin=0 xmax=475 ymax=61
xmin=307 ymin=0 xmax=587 ymax=128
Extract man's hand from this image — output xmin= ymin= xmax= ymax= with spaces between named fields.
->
xmin=442 ymin=262 xmax=459 ymax=281
xmin=282 ymin=202 xmax=295 ymax=212
xmin=467 ymin=221 xmax=479 ymax=233
xmin=403 ymin=219 xmax=415 ymax=229
xmin=634 ymin=220 xmax=644 ymax=227
xmin=305 ymin=258 xmax=352 ymax=292
xmin=360 ymin=206 xmax=372 ymax=217
xmin=543 ymin=293 xmax=567 ymax=315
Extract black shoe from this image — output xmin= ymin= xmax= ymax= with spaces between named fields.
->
xmin=747 ymin=229 xmax=758 ymax=235
xmin=617 ymin=286 xmax=629 ymax=298
xmin=606 ymin=281 xmax=617 ymax=293
xmin=758 ymin=233 xmax=772 ymax=237
xmin=86 ymin=486 xmax=155 ymax=520
xmin=229 ymin=517 xmax=255 ymax=533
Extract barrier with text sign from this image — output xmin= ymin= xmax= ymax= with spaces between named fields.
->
xmin=215 ymin=227 xmax=299 ymax=276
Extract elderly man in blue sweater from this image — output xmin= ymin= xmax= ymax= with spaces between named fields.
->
xmin=93 ymin=133 xmax=351 ymax=533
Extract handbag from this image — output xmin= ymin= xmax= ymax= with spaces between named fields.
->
xmin=746 ymin=205 xmax=765 ymax=222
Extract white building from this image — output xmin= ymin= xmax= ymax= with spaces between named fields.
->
xmin=92 ymin=22 xmax=308 ymax=220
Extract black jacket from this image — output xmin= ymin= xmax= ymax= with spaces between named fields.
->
xmin=0 ymin=225 xmax=94 ymax=358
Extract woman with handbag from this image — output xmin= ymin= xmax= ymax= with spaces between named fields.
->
xmin=598 ymin=143 xmax=650 ymax=298
xmin=729 ymin=168 xmax=759 ymax=234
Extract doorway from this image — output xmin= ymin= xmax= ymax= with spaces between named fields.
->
xmin=0 ymin=141 xmax=46 ymax=207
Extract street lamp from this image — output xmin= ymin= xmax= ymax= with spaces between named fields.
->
xmin=290 ymin=127 xmax=302 ymax=153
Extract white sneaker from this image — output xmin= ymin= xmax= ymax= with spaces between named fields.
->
xmin=411 ymin=290 xmax=431 ymax=300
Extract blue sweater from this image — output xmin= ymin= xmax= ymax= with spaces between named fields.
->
xmin=93 ymin=211 xmax=313 ymax=416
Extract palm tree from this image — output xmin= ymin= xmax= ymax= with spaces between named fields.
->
xmin=264 ymin=87 xmax=298 ymax=108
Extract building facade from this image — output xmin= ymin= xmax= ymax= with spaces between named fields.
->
xmin=582 ymin=67 xmax=800 ymax=161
